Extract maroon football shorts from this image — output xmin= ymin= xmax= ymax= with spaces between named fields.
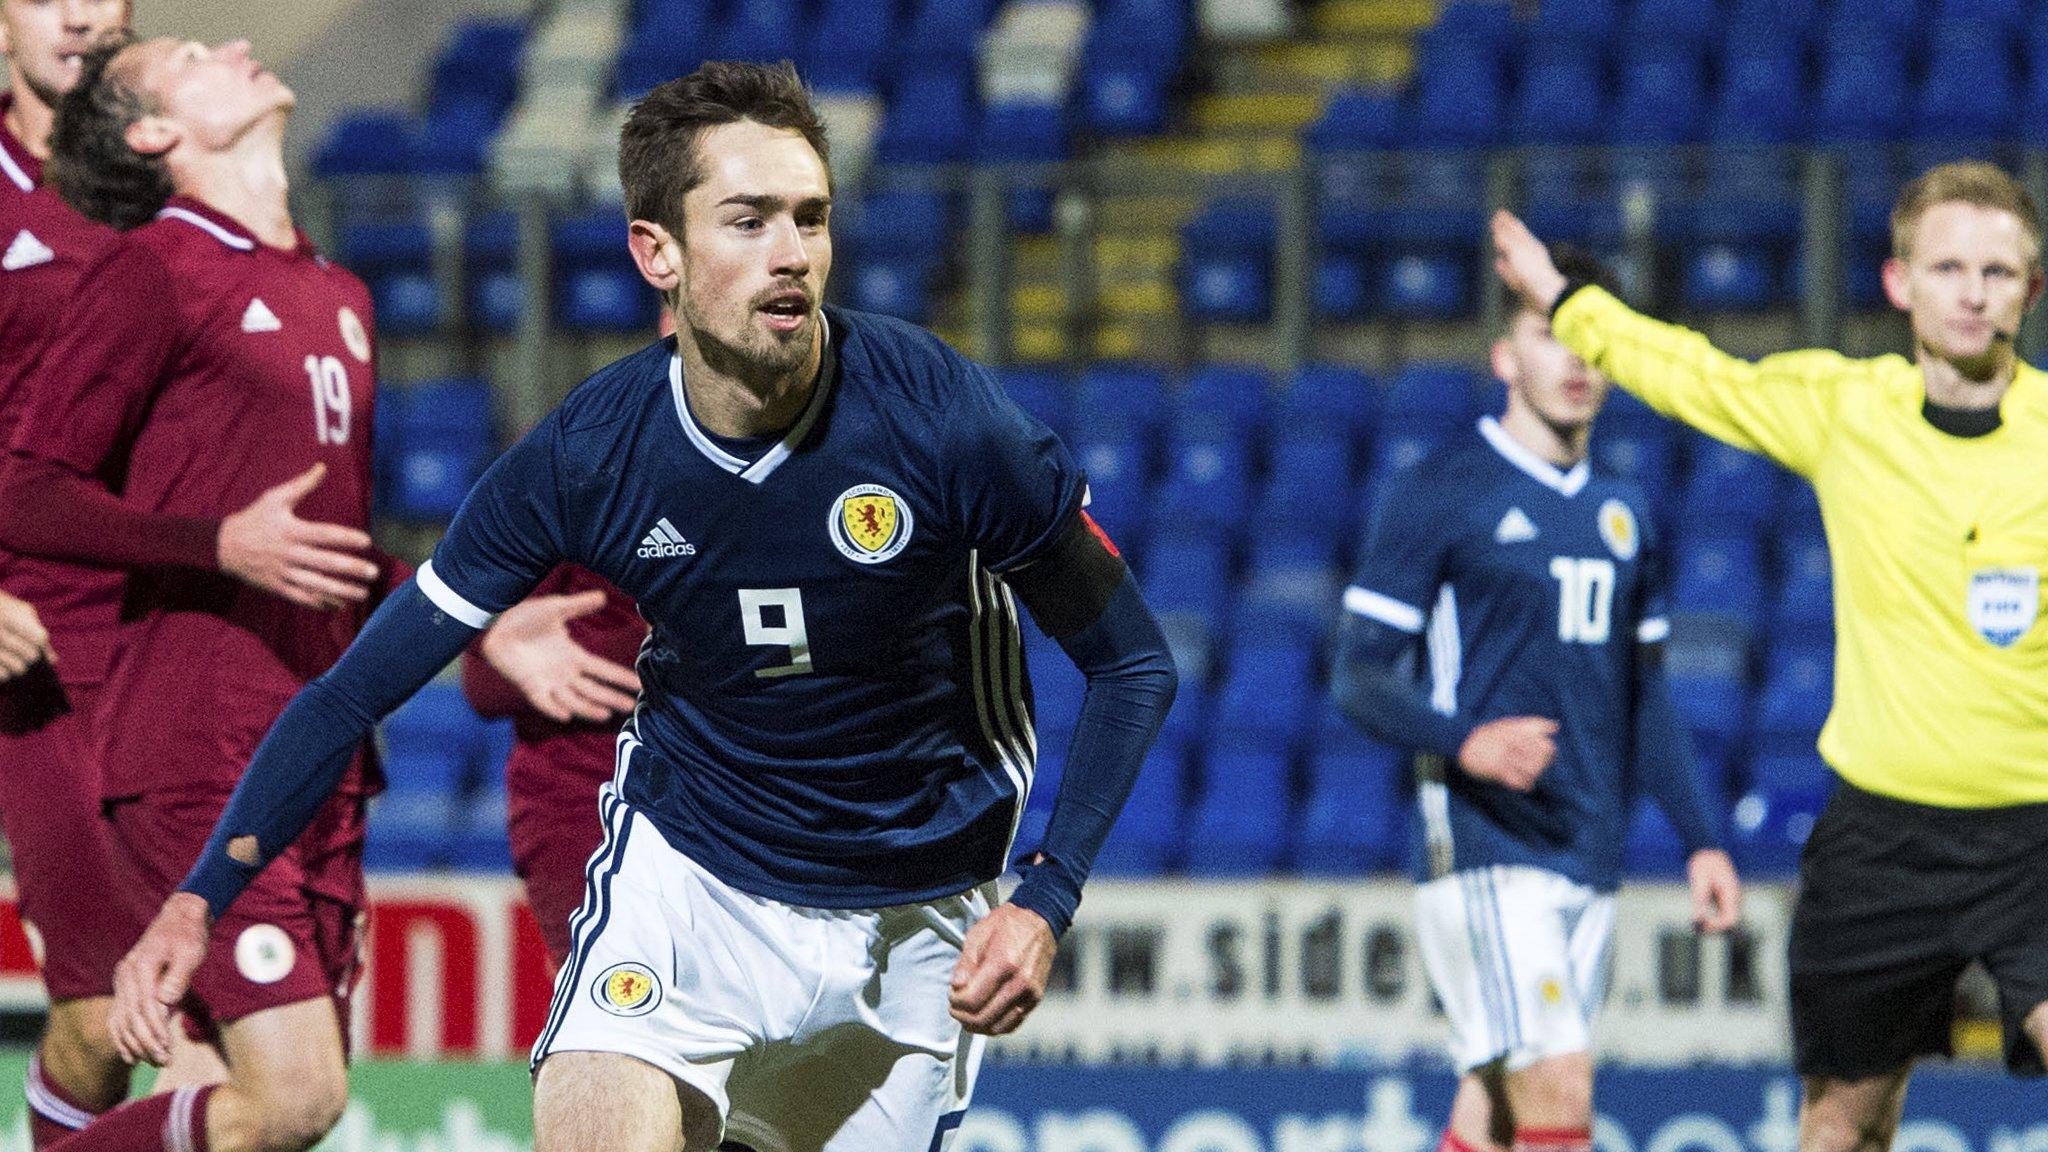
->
xmin=109 ymin=786 xmax=366 ymax=1041
xmin=506 ymin=748 xmax=610 ymax=970
xmin=0 ymin=674 xmax=151 ymax=1000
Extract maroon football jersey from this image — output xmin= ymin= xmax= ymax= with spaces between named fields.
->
xmin=0 ymin=120 xmax=128 ymax=685
xmin=11 ymin=196 xmax=382 ymax=797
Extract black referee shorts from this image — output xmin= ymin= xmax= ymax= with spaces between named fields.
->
xmin=1791 ymin=781 xmax=2048 ymax=1078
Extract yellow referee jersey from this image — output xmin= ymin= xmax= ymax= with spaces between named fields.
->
xmin=1555 ymin=286 xmax=2048 ymax=809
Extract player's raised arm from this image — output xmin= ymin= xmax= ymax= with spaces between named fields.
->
xmin=1491 ymin=210 xmax=1845 ymax=478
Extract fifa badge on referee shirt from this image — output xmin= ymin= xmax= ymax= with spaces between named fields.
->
xmin=1968 ymin=567 xmax=2038 ymax=648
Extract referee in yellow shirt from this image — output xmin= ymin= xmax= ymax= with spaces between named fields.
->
xmin=1492 ymin=161 xmax=2048 ymax=1151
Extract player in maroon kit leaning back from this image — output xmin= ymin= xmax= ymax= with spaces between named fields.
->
xmin=0 ymin=3 xmax=187 ymax=1146
xmin=462 ymin=565 xmax=644 ymax=970
xmin=0 ymin=36 xmax=388 ymax=1152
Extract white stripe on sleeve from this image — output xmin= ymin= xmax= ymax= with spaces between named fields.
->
xmin=417 ymin=560 xmax=498 ymax=629
xmin=1343 ymin=585 xmax=1425 ymax=633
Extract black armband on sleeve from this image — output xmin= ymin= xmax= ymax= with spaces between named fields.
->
xmin=1004 ymin=511 xmax=1128 ymax=639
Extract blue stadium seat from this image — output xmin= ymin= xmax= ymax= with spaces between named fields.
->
xmin=1308 ymin=89 xmax=1402 ymax=215
xmin=365 ymin=793 xmax=457 ymax=870
xmin=805 ymin=0 xmax=896 ymax=89
xmin=1280 ymin=365 xmax=1380 ymax=441
xmin=615 ymin=34 xmax=711 ymax=102
xmin=1183 ymin=743 xmax=1292 ymax=875
xmin=1527 ymin=0 xmax=1622 ymax=47
xmin=1077 ymin=40 xmax=1175 ymax=137
xmin=1212 ymin=642 xmax=1316 ymax=749
xmin=1756 ymin=644 xmax=1834 ymax=751
xmin=387 ymin=377 xmax=495 ymax=519
xmin=1681 ymin=437 xmax=1783 ymax=533
xmin=1387 ymin=362 xmax=1481 ymax=435
xmin=1725 ymin=0 xmax=1822 ymax=45
xmin=1682 ymin=243 xmax=1783 ymax=311
xmin=1257 ymin=431 xmax=1356 ymax=548
xmin=1821 ymin=0 xmax=1920 ymax=37
xmin=1364 ymin=422 xmax=1449 ymax=491
xmin=464 ymin=211 xmax=524 ymax=332
xmin=1669 ymin=671 xmax=1751 ymax=765
xmin=1177 ymin=364 xmax=1272 ymax=442
xmin=1234 ymin=535 xmax=1342 ymax=644
xmin=877 ymin=72 xmax=976 ymax=164
xmin=1159 ymin=681 xmax=1210 ymax=753
xmin=1145 ymin=534 xmax=1231 ymax=670
xmin=999 ymin=368 xmax=1071 ymax=437
xmin=1626 ymin=0 xmax=1723 ymax=43
xmin=1937 ymin=0 xmax=2027 ymax=30
xmin=847 ymin=262 xmax=934 ymax=323
xmin=1295 ymin=742 xmax=1404 ymax=872
xmin=414 ymin=101 xmax=499 ymax=175
xmin=1091 ymin=748 xmax=1185 ymax=874
xmin=551 ymin=212 xmax=657 ymax=332
xmin=1070 ymin=426 xmax=1151 ymax=544
xmin=1610 ymin=43 xmax=1707 ymax=147
xmin=1772 ymin=534 xmax=1833 ymax=630
xmin=712 ymin=0 xmax=804 ymax=65
xmin=1511 ymin=45 xmax=1606 ymax=146
xmin=1916 ymin=20 xmax=2018 ymax=139
xmin=1592 ymin=421 xmax=1678 ymax=499
xmin=1747 ymin=750 xmax=1833 ymax=793
xmin=312 ymin=110 xmax=415 ymax=179
xmin=975 ymin=104 xmax=1068 ymax=233
xmin=1417 ymin=1 xmax=1522 ymax=64
xmin=1157 ymin=435 xmax=1252 ymax=534
xmin=1405 ymin=53 xmax=1502 ymax=149
xmin=1812 ymin=26 xmax=1909 ymax=141
xmin=1076 ymin=363 xmax=1171 ymax=441
xmin=890 ymin=0 xmax=997 ymax=76
xmin=1729 ymin=782 xmax=1829 ymax=874
xmin=1673 ymin=532 xmax=1766 ymax=625
xmin=1095 ymin=0 xmax=1191 ymax=74
xmin=1181 ymin=200 xmax=1278 ymax=324
xmin=636 ymin=0 xmax=718 ymax=37
xmin=2025 ymin=38 xmax=2048 ymax=148
xmin=1381 ymin=252 xmax=1474 ymax=318
xmin=1712 ymin=50 xmax=1806 ymax=143
xmin=340 ymin=218 xmax=442 ymax=334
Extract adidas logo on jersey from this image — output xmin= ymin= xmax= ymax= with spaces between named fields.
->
xmin=637 ymin=518 xmax=697 ymax=559
xmin=2 ymin=229 xmax=52 ymax=271
xmin=241 ymin=297 xmax=282 ymax=333
xmin=1495 ymin=507 xmax=1539 ymax=544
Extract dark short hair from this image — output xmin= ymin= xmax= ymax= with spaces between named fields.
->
xmin=617 ymin=59 xmax=830 ymax=236
xmin=49 ymin=34 xmax=171 ymax=231
xmin=1511 ymin=242 xmax=1622 ymax=324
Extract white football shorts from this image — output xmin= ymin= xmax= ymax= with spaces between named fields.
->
xmin=532 ymin=784 xmax=987 ymax=1152
xmin=1414 ymin=864 xmax=1616 ymax=1072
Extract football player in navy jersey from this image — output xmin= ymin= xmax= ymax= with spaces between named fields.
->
xmin=1332 ymin=251 xmax=1743 ymax=1152
xmin=112 ymin=60 xmax=1177 ymax=1152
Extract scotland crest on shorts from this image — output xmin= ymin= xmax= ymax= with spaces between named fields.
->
xmin=1968 ymin=567 xmax=2039 ymax=648
xmin=1597 ymin=499 xmax=1639 ymax=562
xmin=593 ymin=962 xmax=661 ymax=1017
xmin=830 ymin=484 xmax=913 ymax=564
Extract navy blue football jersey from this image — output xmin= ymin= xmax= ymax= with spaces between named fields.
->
xmin=419 ymin=309 xmax=1085 ymax=907
xmin=1345 ymin=417 xmax=1670 ymax=891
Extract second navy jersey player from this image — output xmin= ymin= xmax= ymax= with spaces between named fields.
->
xmin=422 ymin=308 xmax=1084 ymax=907
xmin=1345 ymin=416 xmax=1688 ymax=891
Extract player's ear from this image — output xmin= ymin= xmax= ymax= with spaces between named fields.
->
xmin=627 ymin=219 xmax=682 ymax=294
xmin=2026 ymin=265 xmax=2045 ymax=313
xmin=123 ymin=115 xmax=178 ymax=159
xmin=1880 ymin=256 xmax=1913 ymax=313
xmin=1489 ymin=335 xmax=1517 ymax=385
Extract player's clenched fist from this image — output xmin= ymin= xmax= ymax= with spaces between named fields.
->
xmin=110 ymin=891 xmax=211 ymax=1067
xmin=949 ymin=904 xmax=1057 ymax=1036
xmin=1490 ymin=210 xmax=1570 ymax=314
xmin=1458 ymin=715 xmax=1560 ymax=792
xmin=217 ymin=463 xmax=380 ymax=611
xmin=0 ymin=591 xmax=54 ymax=682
